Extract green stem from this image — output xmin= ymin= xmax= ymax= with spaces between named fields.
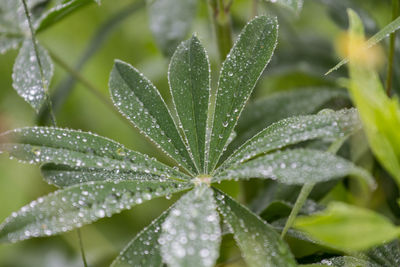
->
xmin=280 ymin=136 xmax=348 ymax=238
xmin=21 ymin=0 xmax=57 ymax=126
xmin=208 ymin=0 xmax=233 ymax=61
xmin=77 ymin=229 xmax=89 ymax=267
xmin=386 ymin=0 xmax=399 ymax=96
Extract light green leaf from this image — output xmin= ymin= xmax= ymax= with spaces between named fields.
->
xmin=294 ymin=202 xmax=400 ymax=251
xmin=111 ymin=206 xmax=172 ymax=267
xmin=346 ymin=10 xmax=400 ymax=187
xmin=169 ymin=35 xmax=210 ymax=172
xmin=219 ymin=108 xmax=361 ymax=171
xmin=0 ymin=180 xmax=191 ymax=242
xmin=12 ymin=39 xmax=53 ymax=113
xmin=159 ymin=185 xmax=221 ymax=267
xmin=214 ymin=189 xmax=297 ymax=267
xmin=147 ymin=0 xmax=197 ymax=56
xmin=235 ymin=88 xmax=348 ymax=143
xmin=214 ymin=149 xmax=375 ymax=188
xmin=0 ymin=127 xmax=189 ymax=187
xmin=267 ymin=0 xmax=304 ymax=14
xmin=327 ymin=13 xmax=400 ymax=74
xmin=109 ymin=60 xmax=197 ymax=174
xmin=207 ymin=15 xmax=278 ymax=172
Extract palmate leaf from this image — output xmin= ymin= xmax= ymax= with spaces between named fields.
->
xmin=206 ymin=16 xmax=278 ymax=173
xmin=219 ymin=108 xmax=361 ymax=171
xmin=159 ymin=185 xmax=221 ymax=267
xmin=12 ymin=39 xmax=53 ymax=113
xmin=109 ymin=60 xmax=197 ymax=174
xmin=294 ymin=202 xmax=400 ymax=252
xmin=147 ymin=0 xmax=197 ymax=56
xmin=169 ymin=35 xmax=210 ymax=172
xmin=0 ymin=127 xmax=189 ymax=187
xmin=111 ymin=205 xmax=172 ymax=267
xmin=0 ymin=180 xmax=191 ymax=243
xmin=214 ymin=149 xmax=375 ymax=187
xmin=214 ymin=189 xmax=297 ymax=267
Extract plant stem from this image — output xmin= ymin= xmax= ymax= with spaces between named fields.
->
xmin=386 ymin=0 xmax=399 ymax=96
xmin=21 ymin=0 xmax=57 ymax=126
xmin=280 ymin=136 xmax=348 ymax=238
xmin=208 ymin=0 xmax=233 ymax=61
xmin=77 ymin=229 xmax=89 ymax=267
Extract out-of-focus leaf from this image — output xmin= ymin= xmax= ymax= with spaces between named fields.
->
xmin=0 ymin=34 xmax=23 ymax=54
xmin=169 ymin=35 xmax=210 ymax=172
xmin=110 ymin=206 xmax=172 ymax=267
xmin=0 ymin=127 xmax=189 ymax=187
xmin=0 ymin=180 xmax=191 ymax=242
xmin=214 ymin=189 xmax=297 ymax=267
xmin=12 ymin=39 xmax=53 ymax=113
xmin=214 ymin=149 xmax=375 ymax=188
xmin=219 ymin=108 xmax=361 ymax=171
xmin=294 ymin=202 xmax=400 ymax=251
xmin=266 ymin=0 xmax=303 ymax=14
xmin=159 ymin=185 xmax=220 ymax=267
xmin=346 ymin=10 xmax=400 ymax=187
xmin=109 ymin=60 xmax=197 ymax=174
xmin=147 ymin=0 xmax=197 ymax=56
xmin=207 ymin=16 xmax=278 ymax=172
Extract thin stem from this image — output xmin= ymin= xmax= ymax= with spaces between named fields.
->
xmin=252 ymin=0 xmax=258 ymax=18
xmin=21 ymin=0 xmax=57 ymax=126
xmin=208 ymin=0 xmax=233 ymax=61
xmin=77 ymin=229 xmax=89 ymax=267
xmin=386 ymin=0 xmax=399 ymax=96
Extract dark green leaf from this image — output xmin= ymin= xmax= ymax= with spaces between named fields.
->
xmin=169 ymin=35 xmax=210 ymax=172
xmin=159 ymin=185 xmax=221 ymax=267
xmin=147 ymin=0 xmax=197 ymax=56
xmin=0 ymin=127 xmax=189 ymax=187
xmin=308 ymin=256 xmax=380 ymax=267
xmin=206 ymin=15 xmax=278 ymax=172
xmin=0 ymin=180 xmax=191 ymax=242
xmin=365 ymin=240 xmax=400 ymax=267
xmin=214 ymin=189 xmax=297 ymax=267
xmin=109 ymin=60 xmax=197 ymax=174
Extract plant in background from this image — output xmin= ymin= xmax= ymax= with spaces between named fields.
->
xmin=0 ymin=14 xmax=376 ymax=266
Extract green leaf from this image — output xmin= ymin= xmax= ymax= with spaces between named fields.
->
xmin=219 ymin=108 xmax=361 ymax=171
xmin=169 ymin=35 xmax=210 ymax=172
xmin=214 ymin=149 xmax=375 ymax=188
xmin=0 ymin=127 xmax=189 ymax=187
xmin=294 ymin=202 xmax=400 ymax=251
xmin=0 ymin=34 xmax=23 ymax=54
xmin=0 ymin=180 xmax=191 ymax=242
xmin=365 ymin=240 xmax=400 ymax=267
xmin=159 ymin=185 xmax=221 ymax=267
xmin=267 ymin=0 xmax=304 ymax=14
xmin=147 ymin=0 xmax=197 ymax=56
xmin=346 ymin=10 xmax=400 ymax=187
xmin=110 ymin=206 xmax=172 ymax=267
xmin=235 ymin=88 xmax=348 ymax=144
xmin=207 ymin=15 xmax=278 ymax=172
xmin=309 ymin=256 xmax=380 ymax=267
xmin=327 ymin=12 xmax=400 ymax=74
xmin=109 ymin=60 xmax=197 ymax=175
xmin=12 ymin=39 xmax=53 ymax=113
xmin=35 ymin=0 xmax=93 ymax=33
xmin=214 ymin=189 xmax=297 ymax=267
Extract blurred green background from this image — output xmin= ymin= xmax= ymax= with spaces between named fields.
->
xmin=0 ymin=0 xmax=395 ymax=266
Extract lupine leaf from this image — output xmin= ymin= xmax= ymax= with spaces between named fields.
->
xmin=0 ymin=127 xmax=189 ymax=187
xmin=294 ymin=202 xmax=400 ymax=251
xmin=307 ymin=256 xmax=380 ymax=267
xmin=110 ymin=206 xmax=172 ymax=267
xmin=214 ymin=189 xmax=297 ymax=267
xmin=214 ymin=149 xmax=375 ymax=188
xmin=218 ymin=108 xmax=361 ymax=171
xmin=147 ymin=0 xmax=197 ymax=56
xmin=169 ymin=35 xmax=210 ymax=172
xmin=267 ymin=0 xmax=304 ymax=14
xmin=0 ymin=34 xmax=23 ymax=54
xmin=12 ymin=39 xmax=53 ymax=113
xmin=234 ymin=88 xmax=348 ymax=145
xmin=159 ymin=185 xmax=221 ymax=267
xmin=109 ymin=60 xmax=197 ymax=174
xmin=0 ymin=180 xmax=191 ymax=242
xmin=207 ymin=15 xmax=278 ymax=172
xmin=365 ymin=240 xmax=400 ymax=267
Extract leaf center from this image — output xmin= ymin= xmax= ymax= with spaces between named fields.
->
xmin=193 ymin=174 xmax=212 ymax=186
